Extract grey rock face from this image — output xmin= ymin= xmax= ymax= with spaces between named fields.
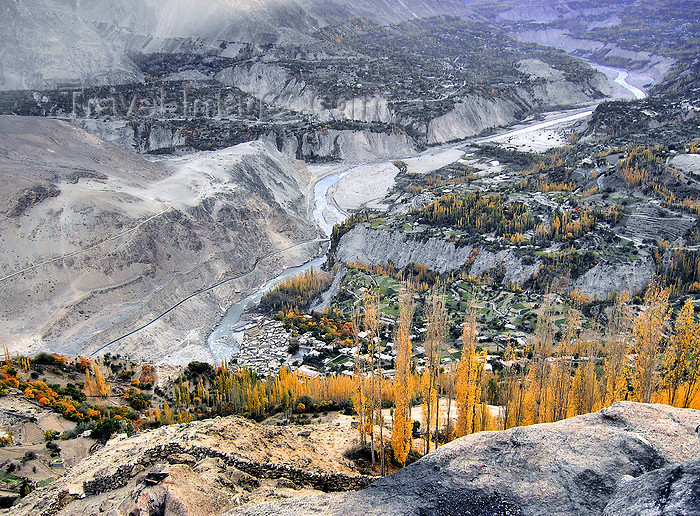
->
xmin=512 ymin=28 xmax=674 ymax=85
xmin=427 ymin=75 xmax=611 ymax=144
xmin=0 ymin=116 xmax=317 ymax=364
xmin=469 ymin=249 xmax=540 ymax=287
xmin=335 ymin=225 xmax=538 ymax=285
xmin=573 ymin=254 xmax=655 ymax=298
xmin=229 ymin=402 xmax=700 ymax=516
xmin=335 ymin=225 xmax=475 ymax=274
xmin=264 ymin=129 xmax=417 ymax=163
xmin=220 ymin=64 xmax=396 ymax=124
xmin=0 ymin=0 xmax=471 ymax=91
xmin=603 ymin=458 xmax=700 ymax=515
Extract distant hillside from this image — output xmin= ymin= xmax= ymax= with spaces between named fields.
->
xmin=0 ymin=0 xmax=473 ymax=90
xmin=0 ymin=116 xmax=318 ymax=364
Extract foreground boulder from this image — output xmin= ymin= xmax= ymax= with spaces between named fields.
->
xmin=230 ymin=402 xmax=699 ymax=515
xmin=603 ymin=457 xmax=700 ymax=515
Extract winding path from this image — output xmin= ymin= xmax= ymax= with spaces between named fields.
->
xmin=0 ymin=207 xmax=172 ymax=285
xmin=89 ymin=237 xmax=328 ymax=356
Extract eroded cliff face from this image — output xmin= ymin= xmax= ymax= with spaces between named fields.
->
xmin=335 ymin=225 xmax=475 ymax=274
xmin=603 ymin=457 xmax=700 ymax=516
xmin=218 ymin=64 xmax=396 ymax=124
xmin=334 ymin=225 xmax=659 ymax=296
xmin=228 ymin=402 xmax=700 ymax=516
xmin=573 ymin=254 xmax=656 ymax=298
xmin=264 ymin=129 xmax=417 ymax=162
xmin=334 ymin=225 xmax=538 ymax=285
xmin=224 ymin=60 xmax=611 ymax=147
xmin=0 ymin=116 xmax=317 ymax=364
xmin=8 ymin=415 xmax=374 ymax=516
xmin=0 ymin=0 xmax=472 ymax=91
xmin=512 ymin=28 xmax=674 ymax=86
xmin=427 ymin=73 xmax=611 ymax=144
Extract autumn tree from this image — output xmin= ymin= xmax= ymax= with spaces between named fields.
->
xmin=603 ymin=291 xmax=633 ymax=405
xmin=547 ymin=311 xmax=576 ymax=422
xmin=526 ymin=293 xmax=556 ymax=423
xmin=631 ymin=281 xmax=670 ymax=403
xmin=391 ymin=286 xmax=414 ymax=467
xmin=422 ymin=287 xmax=446 ymax=453
xmin=351 ymin=308 xmax=370 ymax=446
xmin=363 ymin=291 xmax=380 ymax=469
xmin=660 ymin=298 xmax=700 ymax=407
xmin=455 ymin=309 xmax=478 ymax=437
xmin=86 ymin=363 xmax=110 ymax=398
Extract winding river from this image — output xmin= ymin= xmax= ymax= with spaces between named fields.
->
xmin=206 ymin=66 xmax=645 ymax=361
xmin=206 ymin=167 xmax=353 ymax=360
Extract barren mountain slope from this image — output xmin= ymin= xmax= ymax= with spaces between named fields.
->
xmin=0 ymin=116 xmax=318 ymax=363
xmin=0 ymin=0 xmax=472 ymax=90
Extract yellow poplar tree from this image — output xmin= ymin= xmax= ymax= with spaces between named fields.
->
xmin=93 ymin=363 xmax=110 ymax=398
xmin=422 ymin=288 xmax=446 ymax=453
xmin=455 ymin=310 xmax=478 ymax=437
xmin=603 ymin=291 xmax=633 ymax=405
xmin=631 ymin=281 xmax=670 ymax=403
xmin=391 ymin=286 xmax=414 ymax=467
xmin=363 ymin=292 xmax=379 ymax=468
xmin=660 ymin=298 xmax=698 ymax=406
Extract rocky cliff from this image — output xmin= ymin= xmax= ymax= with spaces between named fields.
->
xmin=335 ymin=225 xmax=476 ymax=274
xmin=512 ymin=29 xmax=673 ymax=87
xmin=573 ymin=254 xmax=656 ymax=298
xmin=0 ymin=116 xmax=318 ymax=364
xmin=218 ymin=64 xmax=395 ymax=125
xmin=221 ymin=60 xmax=611 ymax=146
xmin=427 ymin=72 xmax=611 ymax=144
xmin=230 ymin=402 xmax=700 ymax=515
xmin=334 ymin=225 xmax=661 ymax=296
xmin=335 ymin=225 xmax=538 ymax=286
xmin=603 ymin=457 xmax=700 ymax=515
xmin=266 ymin=129 xmax=417 ymax=163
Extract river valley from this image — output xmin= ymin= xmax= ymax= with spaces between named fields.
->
xmin=202 ymin=66 xmax=647 ymax=364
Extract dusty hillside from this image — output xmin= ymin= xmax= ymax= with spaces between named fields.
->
xmin=0 ymin=116 xmax=319 ymax=364
xmin=0 ymin=0 xmax=472 ymax=90
xmin=8 ymin=415 xmax=373 ymax=515
xmin=230 ymin=402 xmax=700 ymax=516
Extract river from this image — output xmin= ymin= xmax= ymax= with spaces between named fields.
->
xmin=206 ymin=166 xmax=353 ymax=360
xmin=206 ymin=66 xmax=645 ymax=361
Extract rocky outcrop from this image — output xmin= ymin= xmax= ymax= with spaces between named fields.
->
xmin=0 ymin=0 xmax=472 ymax=91
xmin=469 ymin=249 xmax=540 ymax=287
xmin=9 ymin=415 xmax=374 ymax=516
xmin=512 ymin=29 xmax=674 ymax=86
xmin=81 ymin=442 xmax=373 ymax=496
xmin=573 ymin=254 xmax=655 ymax=298
xmin=335 ymin=225 xmax=476 ymax=274
xmin=427 ymin=74 xmax=611 ymax=144
xmin=218 ymin=64 xmax=396 ymax=124
xmin=335 ymin=225 xmax=539 ymax=285
xmin=427 ymin=94 xmax=523 ymax=144
xmin=603 ymin=457 xmax=700 ymax=515
xmin=264 ymin=129 xmax=417 ymax=162
xmin=229 ymin=402 xmax=700 ymax=515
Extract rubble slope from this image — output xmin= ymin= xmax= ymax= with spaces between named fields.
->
xmin=8 ymin=415 xmax=373 ymax=516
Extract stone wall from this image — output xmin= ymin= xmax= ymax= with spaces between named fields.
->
xmin=83 ymin=442 xmax=375 ymax=496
